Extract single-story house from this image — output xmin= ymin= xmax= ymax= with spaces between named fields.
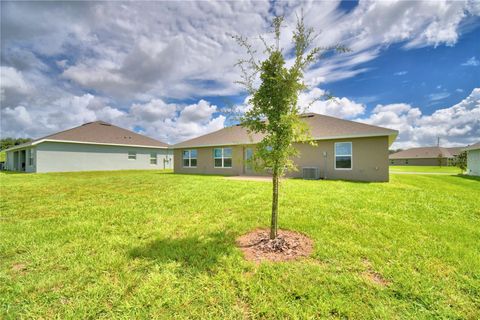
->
xmin=172 ymin=113 xmax=398 ymax=182
xmin=4 ymin=121 xmax=173 ymax=173
xmin=389 ymin=146 xmax=464 ymax=166
xmin=464 ymin=142 xmax=480 ymax=176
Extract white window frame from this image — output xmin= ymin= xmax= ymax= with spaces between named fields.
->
xmin=183 ymin=149 xmax=197 ymax=168
xmin=150 ymin=152 xmax=157 ymax=165
xmin=213 ymin=147 xmax=232 ymax=168
xmin=334 ymin=142 xmax=352 ymax=170
xmin=128 ymin=151 xmax=137 ymax=160
xmin=28 ymin=149 xmax=34 ymax=166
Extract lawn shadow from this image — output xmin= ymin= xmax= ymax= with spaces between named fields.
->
xmin=128 ymin=231 xmax=236 ymax=273
xmin=0 ymin=171 xmax=29 ymax=175
xmin=452 ymin=174 xmax=480 ymax=182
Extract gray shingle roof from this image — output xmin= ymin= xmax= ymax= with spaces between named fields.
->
xmin=5 ymin=121 xmax=169 ymax=151
xmin=464 ymin=142 xmax=480 ymax=151
xmin=389 ymin=146 xmax=464 ymax=159
xmin=173 ymin=113 xmax=398 ymax=149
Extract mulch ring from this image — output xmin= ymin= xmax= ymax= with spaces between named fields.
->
xmin=236 ymin=228 xmax=313 ymax=263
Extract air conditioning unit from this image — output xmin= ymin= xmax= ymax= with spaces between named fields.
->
xmin=302 ymin=167 xmax=320 ymax=180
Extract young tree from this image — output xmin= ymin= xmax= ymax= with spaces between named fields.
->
xmin=234 ymin=15 xmax=347 ymax=240
xmin=456 ymin=151 xmax=467 ymax=172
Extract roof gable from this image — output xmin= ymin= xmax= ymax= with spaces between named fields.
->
xmin=6 ymin=121 xmax=169 ymax=151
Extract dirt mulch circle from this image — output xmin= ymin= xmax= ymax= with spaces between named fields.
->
xmin=236 ymin=228 xmax=313 ymax=263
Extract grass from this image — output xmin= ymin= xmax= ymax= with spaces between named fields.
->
xmin=390 ymin=165 xmax=462 ymax=174
xmin=1 ymin=170 xmax=479 ymax=319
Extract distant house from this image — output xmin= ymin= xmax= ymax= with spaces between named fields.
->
xmin=389 ymin=146 xmax=463 ymax=166
xmin=172 ymin=113 xmax=398 ymax=182
xmin=464 ymin=142 xmax=480 ymax=176
xmin=5 ymin=121 xmax=173 ymax=173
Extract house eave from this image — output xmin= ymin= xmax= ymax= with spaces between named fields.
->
xmin=5 ymin=139 xmax=169 ymax=151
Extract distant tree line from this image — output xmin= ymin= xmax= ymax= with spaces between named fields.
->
xmin=389 ymin=149 xmax=403 ymax=154
xmin=0 ymin=138 xmax=32 ymax=151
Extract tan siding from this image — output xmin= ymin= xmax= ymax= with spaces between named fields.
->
xmin=389 ymin=158 xmax=449 ymax=166
xmin=289 ymin=137 xmax=389 ymax=181
xmin=174 ymin=136 xmax=390 ymax=182
xmin=174 ymin=145 xmax=244 ymax=176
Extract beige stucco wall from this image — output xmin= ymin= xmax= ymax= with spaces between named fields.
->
xmin=174 ymin=136 xmax=390 ymax=182
xmin=389 ymin=158 xmax=449 ymax=166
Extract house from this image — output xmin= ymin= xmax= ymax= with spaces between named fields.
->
xmin=389 ymin=146 xmax=463 ymax=166
xmin=172 ymin=113 xmax=398 ymax=182
xmin=464 ymin=142 xmax=480 ymax=176
xmin=4 ymin=121 xmax=173 ymax=173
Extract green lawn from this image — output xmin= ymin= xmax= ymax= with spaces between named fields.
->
xmin=390 ymin=165 xmax=462 ymax=174
xmin=1 ymin=171 xmax=479 ymax=319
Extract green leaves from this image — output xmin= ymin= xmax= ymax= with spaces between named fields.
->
xmin=235 ymin=14 xmax=321 ymax=176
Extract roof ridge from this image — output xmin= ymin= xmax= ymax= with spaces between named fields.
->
xmin=307 ymin=112 xmax=397 ymax=132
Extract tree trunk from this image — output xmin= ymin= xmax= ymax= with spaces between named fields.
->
xmin=270 ymin=169 xmax=279 ymax=240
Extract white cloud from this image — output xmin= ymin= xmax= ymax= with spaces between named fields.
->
xmin=461 ymin=56 xmax=480 ymax=66
xmin=0 ymin=93 xmax=224 ymax=144
xmin=130 ymin=99 xmax=177 ymax=123
xmin=394 ymin=71 xmax=408 ymax=76
xmin=0 ymin=66 xmax=32 ymax=102
xmin=428 ymin=92 xmax=451 ymax=101
xmin=300 ymin=88 xmax=366 ymax=118
xmin=358 ymin=88 xmax=480 ymax=148
xmin=1 ymin=1 xmax=479 ymax=144
xmin=2 ymin=1 xmax=479 ymax=103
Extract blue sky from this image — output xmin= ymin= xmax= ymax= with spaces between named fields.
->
xmin=324 ymin=29 xmax=479 ymax=112
xmin=1 ymin=1 xmax=479 ymax=148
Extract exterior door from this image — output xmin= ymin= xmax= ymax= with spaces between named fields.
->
xmin=244 ymin=147 xmax=254 ymax=175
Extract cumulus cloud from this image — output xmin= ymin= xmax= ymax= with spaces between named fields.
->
xmin=2 ymin=1 xmax=479 ymax=101
xmin=1 ymin=1 xmax=479 ymax=145
xmin=235 ymin=88 xmax=366 ymax=119
xmin=0 ymin=93 xmax=224 ymax=144
xmin=0 ymin=66 xmax=32 ymax=103
xmin=358 ymin=88 xmax=480 ymax=148
xmin=300 ymin=88 xmax=366 ymax=118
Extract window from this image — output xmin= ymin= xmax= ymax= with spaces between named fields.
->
xmin=214 ymin=147 xmax=232 ymax=168
xmin=183 ymin=149 xmax=197 ymax=167
xmin=128 ymin=152 xmax=136 ymax=160
xmin=335 ymin=142 xmax=352 ymax=170
xmin=28 ymin=149 xmax=34 ymax=166
xmin=405 ymin=159 xmax=409 ymax=165
xmin=150 ymin=153 xmax=157 ymax=165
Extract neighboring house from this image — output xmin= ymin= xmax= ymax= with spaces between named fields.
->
xmin=172 ymin=113 xmax=398 ymax=182
xmin=464 ymin=142 xmax=480 ymax=176
xmin=389 ymin=146 xmax=464 ymax=166
xmin=5 ymin=121 xmax=173 ymax=173
xmin=0 ymin=151 xmax=5 ymax=171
